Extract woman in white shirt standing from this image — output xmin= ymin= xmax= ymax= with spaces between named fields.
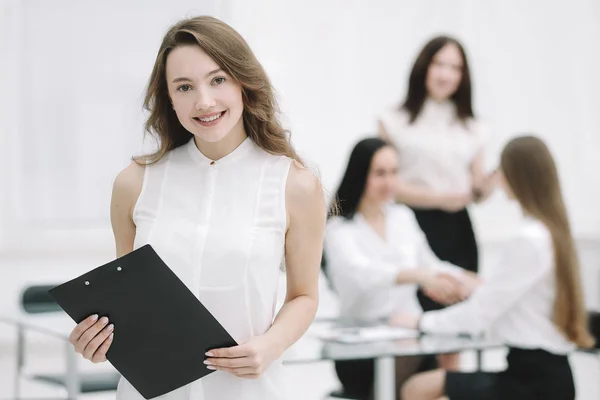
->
xmin=393 ymin=135 xmax=594 ymax=400
xmin=66 ymin=16 xmax=326 ymax=400
xmin=324 ymin=137 xmax=478 ymax=399
xmin=378 ymin=36 xmax=495 ymax=338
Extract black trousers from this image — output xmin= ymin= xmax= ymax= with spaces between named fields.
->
xmin=445 ymin=347 xmax=575 ymax=400
xmin=410 ymin=208 xmax=478 ymax=312
xmin=335 ymin=355 xmax=438 ymax=400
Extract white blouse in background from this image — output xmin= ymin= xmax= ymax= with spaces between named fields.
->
xmin=420 ymin=217 xmax=576 ymax=354
xmin=379 ymin=99 xmax=488 ymax=194
xmin=324 ymin=204 xmax=462 ymax=321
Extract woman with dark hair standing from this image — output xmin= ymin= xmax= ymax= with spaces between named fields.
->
xmin=324 ymin=138 xmax=479 ymax=399
xmin=378 ymin=37 xmax=496 ymax=368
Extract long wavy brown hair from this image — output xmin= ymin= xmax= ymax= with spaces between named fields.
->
xmin=501 ymin=135 xmax=594 ymax=348
xmin=134 ymin=16 xmax=302 ymax=165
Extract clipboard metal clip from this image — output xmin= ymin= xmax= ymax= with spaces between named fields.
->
xmin=84 ymin=266 xmax=122 ymax=286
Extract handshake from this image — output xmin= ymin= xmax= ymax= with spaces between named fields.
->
xmin=421 ymin=271 xmax=480 ymax=305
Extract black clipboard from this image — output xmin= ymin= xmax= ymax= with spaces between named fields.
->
xmin=49 ymin=244 xmax=237 ymax=399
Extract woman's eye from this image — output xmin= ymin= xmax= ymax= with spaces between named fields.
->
xmin=177 ymin=84 xmax=192 ymax=92
xmin=212 ymin=77 xmax=226 ymax=86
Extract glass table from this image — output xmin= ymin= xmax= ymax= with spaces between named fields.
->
xmin=1 ymin=311 xmax=501 ymax=400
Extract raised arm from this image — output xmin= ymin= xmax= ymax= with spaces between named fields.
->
xmin=325 ymin=220 xmax=433 ymax=299
xmin=420 ymin=237 xmax=549 ymax=335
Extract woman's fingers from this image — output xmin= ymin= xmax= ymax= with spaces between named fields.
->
xmin=75 ymin=317 xmax=108 ymax=354
xmin=74 ymin=317 xmax=110 ymax=354
xmin=69 ymin=314 xmax=99 ymax=344
xmin=91 ymin=332 xmax=115 ymax=363
xmin=83 ymin=323 xmax=114 ymax=360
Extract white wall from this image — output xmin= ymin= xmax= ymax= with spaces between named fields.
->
xmin=0 ymin=0 xmax=231 ymax=255
xmin=228 ymin=0 xmax=600 ymax=243
xmin=1 ymin=0 xmax=600 ymax=256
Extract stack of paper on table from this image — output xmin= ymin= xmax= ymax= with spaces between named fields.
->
xmin=311 ymin=324 xmax=419 ymax=344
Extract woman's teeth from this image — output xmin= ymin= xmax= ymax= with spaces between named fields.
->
xmin=198 ymin=112 xmax=223 ymax=122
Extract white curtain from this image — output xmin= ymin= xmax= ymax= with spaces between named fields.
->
xmin=1 ymin=0 xmax=599 ymax=254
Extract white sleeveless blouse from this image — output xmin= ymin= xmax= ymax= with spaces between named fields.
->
xmin=116 ymin=137 xmax=292 ymax=400
xmin=379 ymin=99 xmax=488 ymax=193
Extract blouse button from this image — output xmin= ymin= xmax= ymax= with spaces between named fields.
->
xmin=210 ymin=161 xmax=216 ymax=166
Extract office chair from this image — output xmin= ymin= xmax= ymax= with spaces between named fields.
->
xmin=15 ymin=284 xmax=120 ymax=399
xmin=325 ymin=388 xmax=366 ymax=399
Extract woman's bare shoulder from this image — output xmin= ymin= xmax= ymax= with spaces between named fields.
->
xmin=112 ymin=161 xmax=145 ymax=210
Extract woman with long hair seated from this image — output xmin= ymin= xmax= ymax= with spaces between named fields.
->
xmin=393 ymin=135 xmax=595 ymax=400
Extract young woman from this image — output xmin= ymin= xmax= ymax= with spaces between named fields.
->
xmin=66 ymin=16 xmax=326 ymax=399
xmin=392 ymin=135 xmax=594 ymax=400
xmin=378 ymin=35 xmax=495 ymax=311
xmin=324 ymin=137 xmax=479 ymax=399
xmin=379 ymin=36 xmax=495 ymax=369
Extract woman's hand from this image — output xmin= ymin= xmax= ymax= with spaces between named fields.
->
xmin=457 ymin=271 xmax=481 ymax=298
xmin=472 ymin=170 xmax=498 ymax=203
xmin=204 ymin=334 xmax=281 ymax=379
xmin=68 ymin=314 xmax=114 ymax=363
xmin=424 ymin=272 xmax=481 ymax=305
xmin=422 ymin=273 xmax=464 ymax=305
xmin=437 ymin=191 xmax=473 ymax=212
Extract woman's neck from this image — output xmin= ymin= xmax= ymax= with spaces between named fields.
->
xmin=425 ymin=95 xmax=452 ymax=107
xmin=357 ymin=200 xmax=386 ymax=221
xmin=193 ymin=121 xmax=248 ymax=161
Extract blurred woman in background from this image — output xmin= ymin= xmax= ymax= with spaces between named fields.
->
xmin=324 ymin=137 xmax=479 ymax=399
xmin=378 ymin=36 xmax=496 ymax=369
xmin=393 ymin=135 xmax=594 ymax=400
